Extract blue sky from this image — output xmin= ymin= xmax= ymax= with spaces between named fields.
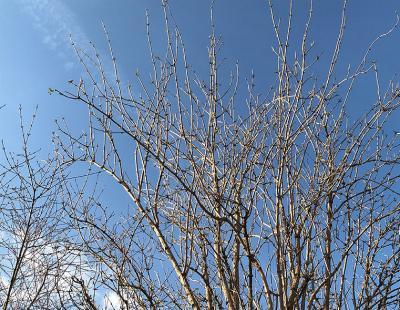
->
xmin=0 ymin=0 xmax=400 ymax=206
xmin=0 ymin=0 xmax=399 ymax=152
xmin=0 ymin=0 xmax=399 ymax=193
xmin=0 ymin=1 xmax=399 ymax=307
xmin=0 ymin=1 xmax=397 ymax=130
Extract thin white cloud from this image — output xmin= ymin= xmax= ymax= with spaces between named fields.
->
xmin=18 ymin=0 xmax=125 ymax=88
xmin=18 ymin=0 xmax=88 ymax=47
xmin=17 ymin=0 xmax=89 ymax=69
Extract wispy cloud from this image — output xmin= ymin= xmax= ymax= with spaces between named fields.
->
xmin=17 ymin=0 xmax=89 ymax=71
xmin=18 ymin=0 xmax=126 ymax=86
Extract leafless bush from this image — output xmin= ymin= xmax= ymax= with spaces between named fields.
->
xmin=51 ymin=1 xmax=400 ymax=309
xmin=0 ymin=108 xmax=91 ymax=308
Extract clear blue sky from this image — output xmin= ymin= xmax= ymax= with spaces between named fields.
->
xmin=0 ymin=0 xmax=399 ymax=150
